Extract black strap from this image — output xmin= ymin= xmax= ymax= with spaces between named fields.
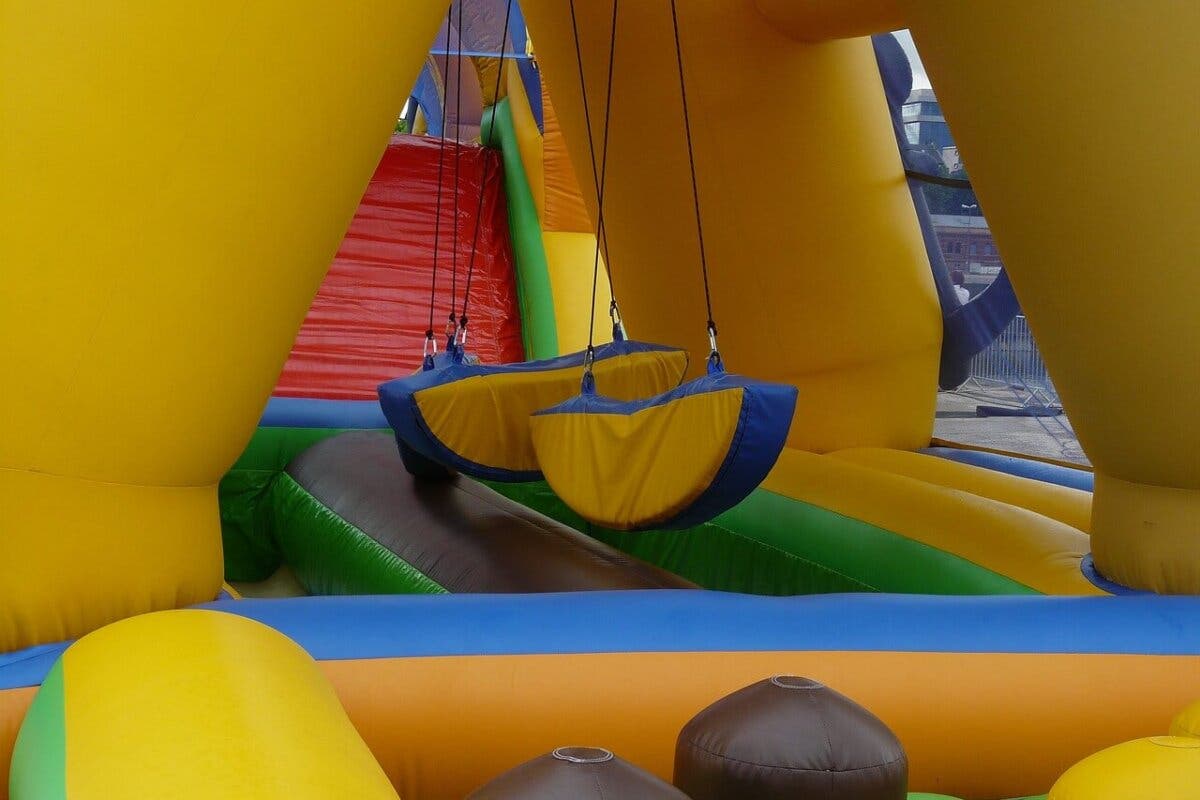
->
xmin=570 ymin=0 xmax=622 ymax=342
xmin=570 ymin=0 xmax=620 ymax=362
xmin=669 ymin=0 xmax=718 ymax=349
xmin=458 ymin=0 xmax=516 ymax=337
xmin=448 ymin=0 xmax=467 ymax=338
xmin=426 ymin=3 xmax=456 ymax=343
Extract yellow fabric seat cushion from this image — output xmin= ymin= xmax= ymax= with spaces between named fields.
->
xmin=532 ymin=387 xmax=744 ymax=529
xmin=411 ymin=346 xmax=688 ymax=476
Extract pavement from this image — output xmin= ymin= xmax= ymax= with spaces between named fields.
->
xmin=934 ymin=382 xmax=1089 ymax=466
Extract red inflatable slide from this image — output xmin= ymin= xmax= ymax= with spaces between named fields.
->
xmin=274 ymin=135 xmax=523 ymax=400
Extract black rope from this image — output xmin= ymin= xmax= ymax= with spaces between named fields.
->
xmin=458 ymin=0 xmax=515 ymax=340
xmin=426 ymin=3 xmax=456 ymax=344
xmin=570 ymin=0 xmax=620 ymax=361
xmin=448 ymin=0 xmax=466 ymax=343
xmin=668 ymin=0 xmax=717 ymax=346
xmin=571 ymin=0 xmax=624 ymax=338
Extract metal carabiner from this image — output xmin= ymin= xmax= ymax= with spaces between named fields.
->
xmin=421 ymin=330 xmax=438 ymax=372
xmin=706 ymin=321 xmax=724 ymax=374
xmin=609 ymin=300 xmax=627 ymax=341
xmin=581 ymin=345 xmax=597 ymax=394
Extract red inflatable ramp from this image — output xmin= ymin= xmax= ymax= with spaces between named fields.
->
xmin=275 ymin=134 xmax=523 ymax=400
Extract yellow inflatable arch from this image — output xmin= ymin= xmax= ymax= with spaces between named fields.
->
xmin=1 ymin=0 xmax=1197 ymax=657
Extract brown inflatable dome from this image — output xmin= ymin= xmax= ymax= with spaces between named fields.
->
xmin=467 ymin=747 xmax=691 ymax=799
xmin=674 ymin=676 xmax=907 ymax=799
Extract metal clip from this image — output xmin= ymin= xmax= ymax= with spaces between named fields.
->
xmin=706 ymin=321 xmax=723 ymax=374
xmin=609 ymin=300 xmax=627 ymax=341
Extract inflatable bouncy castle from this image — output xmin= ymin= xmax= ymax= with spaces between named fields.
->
xmin=3 ymin=1 xmax=1198 ymax=798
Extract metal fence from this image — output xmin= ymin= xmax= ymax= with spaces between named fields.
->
xmin=966 ymin=315 xmax=1060 ymax=407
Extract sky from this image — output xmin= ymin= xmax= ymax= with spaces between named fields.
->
xmin=893 ymin=29 xmax=932 ymax=92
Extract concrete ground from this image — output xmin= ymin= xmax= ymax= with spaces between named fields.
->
xmin=934 ymin=382 xmax=1089 ymax=466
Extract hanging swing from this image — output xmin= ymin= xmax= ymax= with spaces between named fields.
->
xmin=529 ymin=0 xmax=798 ymax=531
xmin=379 ymin=0 xmax=688 ymax=483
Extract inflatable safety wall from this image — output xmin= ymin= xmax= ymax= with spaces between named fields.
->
xmin=900 ymin=2 xmax=1200 ymax=592
xmin=0 ymin=0 xmax=449 ymax=652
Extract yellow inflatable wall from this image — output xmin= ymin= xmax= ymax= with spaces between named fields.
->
xmin=521 ymin=0 xmax=941 ymax=455
xmin=901 ymin=2 xmax=1200 ymax=592
xmin=0 ymin=0 xmax=448 ymax=652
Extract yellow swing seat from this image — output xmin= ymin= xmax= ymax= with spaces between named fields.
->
xmin=378 ymin=340 xmax=688 ymax=481
xmin=530 ymin=363 xmax=797 ymax=530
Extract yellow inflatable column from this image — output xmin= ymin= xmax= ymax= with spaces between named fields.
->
xmin=521 ymin=0 xmax=939 ymax=454
xmin=904 ymin=3 xmax=1200 ymax=592
xmin=0 ymin=1 xmax=446 ymax=652
xmin=9 ymin=611 xmax=400 ymax=799
xmin=1048 ymin=737 xmax=1200 ymax=800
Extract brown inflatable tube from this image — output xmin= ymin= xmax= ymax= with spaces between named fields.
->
xmin=674 ymin=676 xmax=908 ymax=799
xmin=285 ymin=432 xmax=696 ymax=592
xmin=468 ymin=747 xmax=691 ymax=799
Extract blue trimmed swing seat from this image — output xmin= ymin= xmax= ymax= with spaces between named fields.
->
xmin=378 ymin=340 xmax=688 ymax=482
xmin=530 ymin=363 xmax=798 ymax=531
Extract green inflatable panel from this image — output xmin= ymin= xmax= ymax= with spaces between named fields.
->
xmin=482 ymin=99 xmax=559 ymax=360
xmin=485 ymin=481 xmax=1035 ymax=596
xmin=219 ymin=426 xmax=388 ymax=581
xmin=267 ymin=472 xmax=448 ymax=596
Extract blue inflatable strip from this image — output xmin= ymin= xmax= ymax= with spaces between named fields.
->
xmin=0 ymin=642 xmax=69 ymax=691
xmin=5 ymin=591 xmax=1200 ymax=691
xmin=378 ymin=339 xmax=685 ymax=482
xmin=1080 ymin=553 xmax=1151 ymax=596
xmin=203 ymin=592 xmax=1200 ymax=658
xmin=921 ymin=446 xmax=1094 ymax=491
xmin=259 ymin=396 xmax=389 ymax=430
xmin=534 ymin=369 xmax=797 ymax=529
xmin=412 ymin=62 xmax=443 ymax=136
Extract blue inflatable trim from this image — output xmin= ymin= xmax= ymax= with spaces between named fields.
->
xmin=0 ymin=642 xmax=67 ymax=692
xmin=411 ymin=62 xmax=444 ymax=136
xmin=1080 ymin=553 xmax=1151 ymax=596
xmin=259 ymin=396 xmax=389 ymax=430
xmin=533 ymin=367 xmax=797 ymax=529
xmin=5 ymin=591 xmax=1200 ymax=691
xmin=507 ymin=1 xmax=544 ymax=132
xmin=921 ymin=446 xmax=1094 ymax=491
xmin=377 ymin=339 xmax=686 ymax=483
